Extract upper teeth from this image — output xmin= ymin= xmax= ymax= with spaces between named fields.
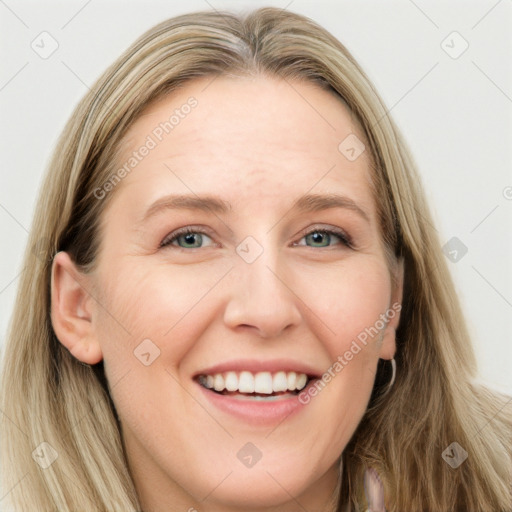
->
xmin=198 ymin=371 xmax=309 ymax=394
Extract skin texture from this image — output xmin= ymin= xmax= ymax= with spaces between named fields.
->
xmin=51 ymin=74 xmax=402 ymax=512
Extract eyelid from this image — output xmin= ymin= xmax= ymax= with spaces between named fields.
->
xmin=294 ymin=224 xmax=354 ymax=248
xmin=159 ymin=225 xmax=216 ymax=249
xmin=160 ymin=223 xmax=354 ymax=250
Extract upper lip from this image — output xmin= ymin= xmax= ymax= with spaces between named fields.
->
xmin=193 ymin=359 xmax=322 ymax=379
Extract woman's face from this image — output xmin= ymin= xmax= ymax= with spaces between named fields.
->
xmin=65 ymin=75 xmax=402 ymax=510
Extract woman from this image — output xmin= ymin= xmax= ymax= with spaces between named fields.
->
xmin=0 ymin=7 xmax=510 ymax=512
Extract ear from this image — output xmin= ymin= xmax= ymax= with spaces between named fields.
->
xmin=50 ymin=251 xmax=103 ymax=364
xmin=379 ymin=257 xmax=404 ymax=360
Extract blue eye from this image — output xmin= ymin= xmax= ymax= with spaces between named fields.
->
xmin=298 ymin=228 xmax=352 ymax=248
xmin=160 ymin=228 xmax=214 ymax=249
xmin=159 ymin=226 xmax=353 ymax=250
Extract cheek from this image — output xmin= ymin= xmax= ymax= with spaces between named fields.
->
xmin=302 ymin=258 xmax=392 ymax=358
xmin=92 ymin=260 xmax=234 ymax=431
xmin=95 ymin=260 xmax=228 ymax=361
xmin=301 ymin=262 xmax=390 ymax=413
xmin=92 ymin=261 xmax=214 ymax=441
xmin=296 ymin=260 xmax=391 ymax=435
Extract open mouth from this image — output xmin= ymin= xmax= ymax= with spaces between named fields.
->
xmin=196 ymin=370 xmax=314 ymax=401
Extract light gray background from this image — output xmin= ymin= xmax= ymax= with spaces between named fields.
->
xmin=1 ymin=0 xmax=511 ymax=396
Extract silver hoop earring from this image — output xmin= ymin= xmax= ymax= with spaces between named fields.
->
xmin=380 ymin=358 xmax=396 ymax=398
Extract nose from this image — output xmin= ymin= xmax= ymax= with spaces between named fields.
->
xmin=223 ymin=249 xmax=302 ymax=339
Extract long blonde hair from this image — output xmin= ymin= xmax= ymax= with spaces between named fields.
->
xmin=1 ymin=8 xmax=510 ymax=511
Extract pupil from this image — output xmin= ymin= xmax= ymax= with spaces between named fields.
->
xmin=183 ymin=233 xmax=199 ymax=247
xmin=311 ymin=232 xmax=327 ymax=246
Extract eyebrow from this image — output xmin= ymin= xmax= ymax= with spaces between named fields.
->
xmin=139 ymin=192 xmax=370 ymax=224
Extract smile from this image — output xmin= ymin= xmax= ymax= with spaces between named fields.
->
xmin=197 ymin=370 xmax=310 ymax=399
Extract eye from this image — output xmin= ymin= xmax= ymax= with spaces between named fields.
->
xmin=159 ymin=225 xmax=353 ymax=250
xmin=294 ymin=227 xmax=353 ymax=249
xmin=159 ymin=227 xmax=215 ymax=249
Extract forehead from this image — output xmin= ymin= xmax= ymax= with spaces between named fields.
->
xmin=106 ymin=74 xmax=375 ymax=223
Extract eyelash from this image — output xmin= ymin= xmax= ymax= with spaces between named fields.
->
xmin=159 ymin=225 xmax=354 ymax=250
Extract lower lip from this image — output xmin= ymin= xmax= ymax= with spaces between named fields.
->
xmin=196 ymin=381 xmax=313 ymax=426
